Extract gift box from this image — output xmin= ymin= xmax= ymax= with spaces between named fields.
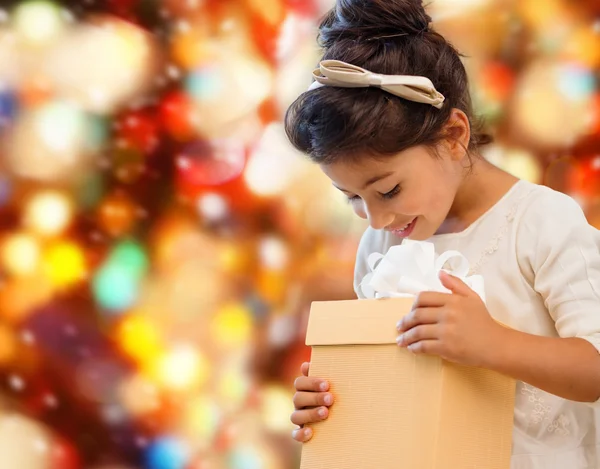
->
xmin=300 ymin=241 xmax=516 ymax=469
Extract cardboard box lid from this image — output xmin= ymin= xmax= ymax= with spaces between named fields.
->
xmin=305 ymin=298 xmax=414 ymax=346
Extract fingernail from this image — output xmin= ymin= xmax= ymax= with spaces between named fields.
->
xmin=292 ymin=429 xmax=299 ymax=439
xmin=396 ymin=335 xmax=404 ymax=346
xmin=324 ymin=394 xmax=333 ymax=405
xmin=318 ymin=407 xmax=327 ymax=418
xmin=396 ymin=320 xmax=402 ymax=330
xmin=319 ymin=382 xmax=328 ymax=391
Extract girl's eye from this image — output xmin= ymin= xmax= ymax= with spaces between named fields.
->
xmin=346 ymin=185 xmax=400 ymax=203
xmin=380 ymin=184 xmax=401 ymax=200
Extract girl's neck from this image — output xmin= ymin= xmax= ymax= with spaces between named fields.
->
xmin=438 ymin=158 xmax=520 ymax=235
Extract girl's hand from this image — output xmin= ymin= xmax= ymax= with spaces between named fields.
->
xmin=396 ymin=271 xmax=505 ymax=367
xmin=290 ymin=362 xmax=334 ymax=442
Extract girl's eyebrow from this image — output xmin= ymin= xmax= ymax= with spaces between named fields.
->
xmin=333 ymin=171 xmax=395 ymax=193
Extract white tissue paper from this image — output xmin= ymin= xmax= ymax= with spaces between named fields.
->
xmin=360 ymin=240 xmax=486 ymax=303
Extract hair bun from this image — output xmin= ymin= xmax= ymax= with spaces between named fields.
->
xmin=319 ymin=0 xmax=431 ymax=48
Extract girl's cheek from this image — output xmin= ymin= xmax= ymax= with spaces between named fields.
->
xmin=395 ymin=200 xmax=418 ymax=216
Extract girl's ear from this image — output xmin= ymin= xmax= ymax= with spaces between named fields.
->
xmin=442 ymin=108 xmax=471 ymax=161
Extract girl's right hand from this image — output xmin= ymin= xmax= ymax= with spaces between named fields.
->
xmin=290 ymin=362 xmax=334 ymax=442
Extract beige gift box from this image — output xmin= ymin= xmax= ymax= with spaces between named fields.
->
xmin=300 ymin=297 xmax=516 ymax=469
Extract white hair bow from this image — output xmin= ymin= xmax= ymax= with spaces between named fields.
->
xmin=308 ymin=60 xmax=445 ymax=109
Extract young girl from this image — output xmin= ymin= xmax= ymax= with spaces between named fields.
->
xmin=286 ymin=1 xmax=600 ymax=467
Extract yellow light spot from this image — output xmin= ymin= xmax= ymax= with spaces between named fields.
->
xmin=1 ymin=233 xmax=40 ymax=276
xmin=211 ymin=303 xmax=253 ymax=348
xmin=43 ymin=241 xmax=86 ymax=288
xmin=117 ymin=314 xmax=163 ymax=364
xmin=563 ymin=26 xmax=600 ymax=68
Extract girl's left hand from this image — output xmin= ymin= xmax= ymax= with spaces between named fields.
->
xmin=396 ymin=270 xmax=505 ymax=368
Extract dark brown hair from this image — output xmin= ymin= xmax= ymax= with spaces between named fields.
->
xmin=284 ymin=0 xmax=492 ymax=165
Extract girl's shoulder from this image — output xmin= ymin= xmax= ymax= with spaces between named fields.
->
xmin=513 ymin=181 xmax=589 ymax=231
xmin=512 ymin=181 xmax=599 ymax=281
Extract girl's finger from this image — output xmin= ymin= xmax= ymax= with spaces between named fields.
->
xmin=292 ymin=426 xmax=314 ymax=442
xmin=293 ymin=391 xmax=334 ymax=410
xmin=290 ymin=406 xmax=329 ymax=426
xmin=397 ymin=307 xmax=440 ymax=333
xmin=412 ymin=291 xmax=452 ymax=309
xmin=397 ymin=324 xmax=441 ymax=347
xmin=407 ymin=339 xmax=442 ymax=356
xmin=294 ymin=376 xmax=329 ymax=393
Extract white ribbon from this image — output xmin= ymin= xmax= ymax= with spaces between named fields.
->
xmin=360 ymin=240 xmax=486 ymax=302
xmin=308 ymin=60 xmax=445 ymax=109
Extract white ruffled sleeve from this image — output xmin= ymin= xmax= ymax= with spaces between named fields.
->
xmin=518 ymin=188 xmax=600 ymax=355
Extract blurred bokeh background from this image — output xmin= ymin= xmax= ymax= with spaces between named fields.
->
xmin=0 ymin=0 xmax=598 ymax=468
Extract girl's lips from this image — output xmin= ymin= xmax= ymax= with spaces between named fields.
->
xmin=388 ymin=218 xmax=417 ymax=237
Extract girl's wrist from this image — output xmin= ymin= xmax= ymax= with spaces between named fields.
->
xmin=479 ymin=323 xmax=513 ymax=372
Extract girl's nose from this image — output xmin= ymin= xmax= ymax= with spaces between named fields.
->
xmin=365 ymin=205 xmax=394 ymax=230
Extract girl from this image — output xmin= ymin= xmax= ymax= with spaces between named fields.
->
xmin=286 ymin=1 xmax=600 ymax=468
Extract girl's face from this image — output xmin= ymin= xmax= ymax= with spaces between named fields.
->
xmin=321 ymin=144 xmax=466 ymax=240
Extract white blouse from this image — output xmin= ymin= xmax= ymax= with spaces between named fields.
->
xmin=353 ymin=180 xmax=600 ymax=469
